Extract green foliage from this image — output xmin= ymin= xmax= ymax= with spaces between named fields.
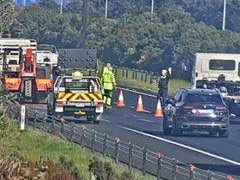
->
xmin=0 ymin=153 xmax=81 ymax=180
xmin=8 ymin=0 xmax=240 ymax=80
xmin=89 ymin=156 xmax=141 ymax=180
xmin=0 ymin=0 xmax=16 ymax=33
xmin=0 ymin=85 xmax=19 ymax=154
xmin=59 ymin=156 xmax=83 ymax=180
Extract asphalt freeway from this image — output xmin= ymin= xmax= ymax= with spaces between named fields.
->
xmin=91 ymin=88 xmax=240 ymax=177
xmin=29 ymin=88 xmax=240 ymax=178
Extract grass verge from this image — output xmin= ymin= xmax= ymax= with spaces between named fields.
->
xmin=2 ymin=120 xmax=154 ymax=180
xmin=116 ymin=76 xmax=191 ymax=96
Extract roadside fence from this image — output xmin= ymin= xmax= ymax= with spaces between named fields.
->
xmin=16 ymin=106 xmax=236 ymax=180
xmin=99 ymin=64 xmax=159 ymax=84
xmin=113 ymin=66 xmax=159 ymax=84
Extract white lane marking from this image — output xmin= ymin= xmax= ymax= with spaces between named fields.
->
xmin=129 ymin=105 xmax=152 ymax=113
xmin=102 ymin=119 xmax=111 ymax=123
xmin=138 ymin=118 xmax=156 ymax=123
xmin=117 ymin=87 xmax=156 ymax=97
xmin=121 ymin=126 xmax=240 ymax=166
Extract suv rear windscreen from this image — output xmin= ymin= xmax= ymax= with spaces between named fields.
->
xmin=186 ymin=94 xmax=223 ymax=104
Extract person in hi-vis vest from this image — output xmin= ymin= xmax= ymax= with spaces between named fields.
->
xmin=101 ymin=65 xmax=117 ymax=108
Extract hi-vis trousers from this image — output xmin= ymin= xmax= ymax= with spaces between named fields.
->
xmin=103 ymin=89 xmax=113 ymax=106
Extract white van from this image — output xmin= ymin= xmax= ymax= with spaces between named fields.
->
xmin=192 ymin=53 xmax=240 ymax=88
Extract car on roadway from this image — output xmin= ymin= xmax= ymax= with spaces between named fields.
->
xmin=163 ymin=88 xmax=230 ymax=137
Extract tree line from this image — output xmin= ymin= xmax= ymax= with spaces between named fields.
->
xmin=3 ymin=0 xmax=240 ymax=80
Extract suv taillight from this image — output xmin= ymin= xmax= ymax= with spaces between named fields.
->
xmin=215 ymin=106 xmax=227 ymax=110
xmin=215 ymin=106 xmax=228 ymax=116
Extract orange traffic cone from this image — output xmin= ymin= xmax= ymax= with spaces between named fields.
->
xmin=154 ymin=99 xmax=163 ymax=117
xmin=136 ymin=95 xmax=144 ymax=112
xmin=227 ymin=176 xmax=234 ymax=180
xmin=117 ymin=90 xmax=125 ymax=107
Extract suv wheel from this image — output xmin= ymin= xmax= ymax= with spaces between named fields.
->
xmin=219 ymin=130 xmax=229 ymax=138
xmin=163 ymin=115 xmax=172 ymax=135
xmin=172 ymin=124 xmax=182 ymax=136
xmin=209 ymin=131 xmax=217 ymax=137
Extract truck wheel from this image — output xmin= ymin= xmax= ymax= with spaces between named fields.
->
xmin=87 ymin=115 xmax=95 ymax=124
xmin=87 ymin=114 xmax=101 ymax=124
xmin=219 ymin=130 xmax=229 ymax=138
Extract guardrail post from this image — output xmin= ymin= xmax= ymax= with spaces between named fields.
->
xmin=126 ymin=69 xmax=128 ymax=78
xmin=172 ymin=158 xmax=177 ymax=180
xmin=91 ymin=129 xmax=95 ymax=153
xmin=135 ymin=71 xmax=137 ymax=80
xmin=114 ymin=68 xmax=118 ymax=78
xmin=70 ymin=123 xmax=75 ymax=142
xmin=150 ymin=73 xmax=154 ymax=84
xmin=207 ymin=170 xmax=212 ymax=180
xmin=60 ymin=117 xmax=64 ymax=133
xmin=103 ymin=134 xmax=107 ymax=156
xmin=115 ymin=138 xmax=120 ymax=164
xmin=189 ymin=164 xmax=195 ymax=180
xmin=51 ymin=115 xmax=54 ymax=133
xmin=132 ymin=71 xmax=134 ymax=79
xmin=141 ymin=72 xmax=144 ymax=82
xmin=122 ymin=68 xmax=124 ymax=78
xmin=41 ymin=113 xmax=45 ymax=130
xmin=157 ymin=152 xmax=162 ymax=180
xmin=34 ymin=110 xmax=37 ymax=128
xmin=80 ymin=125 xmax=85 ymax=147
xmin=142 ymin=147 xmax=147 ymax=176
xmin=145 ymin=73 xmax=148 ymax=83
xmin=20 ymin=105 xmax=26 ymax=130
xmin=128 ymin=142 xmax=133 ymax=170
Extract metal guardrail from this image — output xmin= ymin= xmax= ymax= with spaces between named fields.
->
xmin=17 ymin=106 xmax=236 ymax=180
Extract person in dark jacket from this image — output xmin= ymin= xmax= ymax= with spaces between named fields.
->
xmin=157 ymin=67 xmax=172 ymax=106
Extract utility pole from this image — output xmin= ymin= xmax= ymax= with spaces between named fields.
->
xmin=222 ymin=0 xmax=227 ymax=30
xmin=151 ymin=0 xmax=154 ymax=14
xmin=60 ymin=0 xmax=63 ymax=15
xmin=105 ymin=0 xmax=108 ymax=18
xmin=80 ymin=0 xmax=88 ymax=48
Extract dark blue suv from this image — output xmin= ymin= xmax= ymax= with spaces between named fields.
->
xmin=163 ymin=88 xmax=229 ymax=137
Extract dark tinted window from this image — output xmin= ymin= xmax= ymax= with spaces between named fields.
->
xmin=61 ymin=79 xmax=89 ymax=90
xmin=209 ymin=59 xmax=235 ymax=70
xmin=186 ymin=93 xmax=223 ymax=104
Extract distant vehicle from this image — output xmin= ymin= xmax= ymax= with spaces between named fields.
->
xmin=192 ymin=53 xmax=240 ymax=118
xmin=163 ymin=88 xmax=229 ymax=137
xmin=47 ymin=48 xmax=104 ymax=123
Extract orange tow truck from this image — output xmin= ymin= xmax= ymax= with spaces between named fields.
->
xmin=2 ymin=48 xmax=53 ymax=103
